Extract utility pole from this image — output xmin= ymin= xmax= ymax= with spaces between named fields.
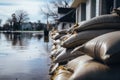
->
xmin=114 ymin=0 xmax=117 ymax=9
xmin=47 ymin=13 xmax=49 ymax=30
xmin=44 ymin=13 xmax=49 ymax=42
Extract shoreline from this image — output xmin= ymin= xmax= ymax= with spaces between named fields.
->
xmin=0 ymin=30 xmax=44 ymax=33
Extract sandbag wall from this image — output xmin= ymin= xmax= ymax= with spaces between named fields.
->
xmin=49 ymin=13 xmax=120 ymax=80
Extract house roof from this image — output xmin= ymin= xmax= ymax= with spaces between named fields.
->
xmin=58 ymin=8 xmax=76 ymax=23
xmin=71 ymin=0 xmax=86 ymax=8
xmin=58 ymin=7 xmax=75 ymax=14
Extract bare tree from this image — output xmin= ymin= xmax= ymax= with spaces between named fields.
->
xmin=14 ymin=10 xmax=29 ymax=24
xmin=10 ymin=10 xmax=29 ymax=30
xmin=40 ymin=0 xmax=69 ymax=23
xmin=40 ymin=5 xmax=58 ymax=20
xmin=7 ymin=18 xmax=12 ymax=26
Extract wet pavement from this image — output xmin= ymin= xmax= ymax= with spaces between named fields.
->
xmin=0 ymin=32 xmax=51 ymax=80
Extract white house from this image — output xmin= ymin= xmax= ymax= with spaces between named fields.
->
xmin=21 ymin=22 xmax=33 ymax=30
xmin=71 ymin=0 xmax=120 ymax=23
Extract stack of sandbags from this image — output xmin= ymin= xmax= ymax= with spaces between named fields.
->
xmin=52 ymin=31 xmax=120 ymax=80
xmin=49 ymin=29 xmax=71 ymax=76
xmin=50 ymin=13 xmax=120 ymax=80
xmin=49 ymin=25 xmax=79 ymax=80
xmin=68 ymin=31 xmax=120 ymax=80
xmin=50 ymin=29 xmax=70 ymax=54
xmin=72 ymin=31 xmax=120 ymax=65
xmin=53 ymin=14 xmax=120 ymax=64
xmin=61 ymin=14 xmax=120 ymax=49
xmin=50 ymin=29 xmax=73 ymax=61
xmin=67 ymin=55 xmax=110 ymax=80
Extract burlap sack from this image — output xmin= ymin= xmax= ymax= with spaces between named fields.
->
xmin=50 ymin=47 xmax=65 ymax=58
xmin=66 ymin=55 xmax=93 ymax=71
xmin=69 ymin=60 xmax=109 ymax=80
xmin=76 ymin=31 xmax=120 ymax=64
xmin=61 ymin=29 xmax=116 ymax=48
xmin=67 ymin=55 xmax=120 ymax=80
xmin=60 ymin=34 xmax=71 ymax=41
xmin=52 ymin=68 xmax=72 ymax=80
xmin=53 ymin=39 xmax=61 ymax=45
xmin=54 ymin=49 xmax=84 ymax=63
xmin=52 ymin=33 xmax=65 ymax=40
xmin=58 ymin=29 xmax=68 ymax=34
xmin=74 ymin=14 xmax=120 ymax=32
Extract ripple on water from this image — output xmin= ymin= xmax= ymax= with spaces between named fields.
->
xmin=0 ymin=53 xmax=9 ymax=57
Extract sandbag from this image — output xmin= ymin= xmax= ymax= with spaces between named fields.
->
xmin=54 ymin=47 xmax=65 ymax=58
xmin=50 ymin=50 xmax=58 ymax=59
xmin=51 ymin=44 xmax=58 ymax=51
xmin=111 ymin=7 xmax=120 ymax=16
xmin=60 ymin=34 xmax=71 ymax=41
xmin=67 ymin=23 xmax=79 ymax=34
xmin=58 ymin=29 xmax=68 ymax=34
xmin=54 ymin=49 xmax=84 ymax=63
xmin=52 ymin=67 xmax=72 ymax=80
xmin=50 ymin=49 xmax=57 ymax=56
xmin=67 ymin=55 xmax=120 ymax=80
xmin=51 ymin=47 xmax=65 ymax=58
xmin=61 ymin=29 xmax=116 ymax=48
xmin=49 ymin=63 xmax=59 ymax=75
xmin=53 ymin=39 xmax=61 ymax=45
xmin=51 ymin=33 xmax=59 ymax=39
xmin=50 ymin=30 xmax=58 ymax=37
xmin=74 ymin=14 xmax=120 ymax=32
xmin=77 ymin=31 xmax=120 ymax=65
xmin=66 ymin=55 xmax=93 ymax=71
xmin=71 ymin=45 xmax=83 ymax=55
xmin=69 ymin=60 xmax=109 ymax=80
xmin=52 ymin=33 xmax=65 ymax=40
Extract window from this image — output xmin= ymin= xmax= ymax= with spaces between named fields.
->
xmin=81 ymin=3 xmax=86 ymax=21
xmin=116 ymin=0 xmax=120 ymax=8
xmin=91 ymin=0 xmax=96 ymax=18
xmin=100 ymin=0 xmax=114 ymax=14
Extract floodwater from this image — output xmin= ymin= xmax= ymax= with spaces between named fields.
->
xmin=0 ymin=32 xmax=51 ymax=80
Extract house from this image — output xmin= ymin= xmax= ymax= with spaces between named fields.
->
xmin=71 ymin=0 xmax=120 ymax=23
xmin=21 ymin=22 xmax=33 ymax=30
xmin=57 ymin=7 xmax=76 ymax=31
xmin=21 ymin=22 xmax=45 ymax=31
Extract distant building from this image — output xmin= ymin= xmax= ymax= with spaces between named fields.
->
xmin=21 ymin=22 xmax=33 ymax=30
xmin=71 ymin=0 xmax=120 ymax=23
xmin=21 ymin=22 xmax=44 ymax=31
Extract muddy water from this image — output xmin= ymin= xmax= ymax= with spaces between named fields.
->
xmin=0 ymin=32 xmax=51 ymax=80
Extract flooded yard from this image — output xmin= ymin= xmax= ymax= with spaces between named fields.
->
xmin=0 ymin=32 xmax=51 ymax=80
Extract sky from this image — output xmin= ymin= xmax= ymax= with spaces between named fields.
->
xmin=0 ymin=0 xmax=53 ymax=25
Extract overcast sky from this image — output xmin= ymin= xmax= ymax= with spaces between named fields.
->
xmin=0 ymin=0 xmax=53 ymax=25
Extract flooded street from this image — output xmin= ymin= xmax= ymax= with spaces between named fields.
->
xmin=0 ymin=32 xmax=51 ymax=80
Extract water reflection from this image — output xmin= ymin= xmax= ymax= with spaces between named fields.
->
xmin=0 ymin=32 xmax=51 ymax=80
xmin=3 ymin=32 xmax=43 ymax=46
